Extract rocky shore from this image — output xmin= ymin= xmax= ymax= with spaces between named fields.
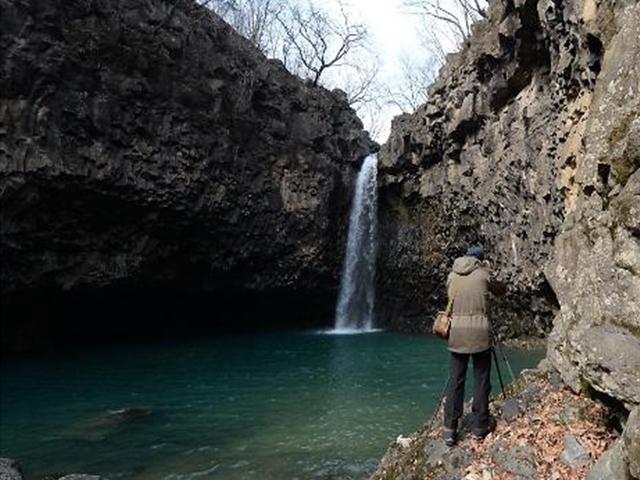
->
xmin=372 ymin=363 xmax=639 ymax=479
xmin=0 ymin=460 xmax=106 ymax=480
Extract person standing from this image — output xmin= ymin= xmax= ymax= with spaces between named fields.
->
xmin=443 ymin=245 xmax=502 ymax=446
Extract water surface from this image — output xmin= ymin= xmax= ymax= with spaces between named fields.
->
xmin=0 ymin=331 xmax=542 ymax=479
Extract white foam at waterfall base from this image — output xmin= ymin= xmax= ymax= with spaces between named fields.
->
xmin=333 ymin=154 xmax=378 ymax=333
xmin=317 ymin=327 xmax=382 ymax=335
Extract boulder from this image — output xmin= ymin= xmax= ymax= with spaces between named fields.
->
xmin=424 ymin=439 xmax=470 ymax=471
xmin=559 ymin=434 xmax=590 ymax=467
xmin=0 ymin=459 xmax=23 ymax=480
xmin=623 ymin=407 xmax=640 ymax=478
xmin=500 ymin=398 xmax=521 ymax=421
xmin=491 ymin=445 xmax=538 ymax=479
xmin=587 ymin=440 xmax=631 ymax=480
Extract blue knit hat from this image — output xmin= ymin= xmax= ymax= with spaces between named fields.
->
xmin=466 ymin=245 xmax=485 ymax=260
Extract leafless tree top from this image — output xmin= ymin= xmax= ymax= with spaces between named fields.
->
xmin=276 ymin=2 xmax=367 ymax=86
xmin=403 ymin=0 xmax=488 ymax=46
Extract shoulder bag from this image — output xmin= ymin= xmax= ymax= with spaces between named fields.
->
xmin=432 ymin=285 xmax=458 ymax=339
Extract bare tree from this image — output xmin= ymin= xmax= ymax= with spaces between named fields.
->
xmin=201 ymin=0 xmax=381 ymax=134
xmin=327 ymin=58 xmax=380 ymax=108
xmin=276 ymin=1 xmax=367 ymax=86
xmin=384 ymin=55 xmax=438 ymax=112
xmin=358 ymin=98 xmax=387 ymax=140
xmin=202 ymin=0 xmax=235 ymax=17
xmin=417 ymin=24 xmax=449 ymax=65
xmin=403 ymin=0 xmax=488 ymax=47
xmin=205 ymin=0 xmax=285 ymax=55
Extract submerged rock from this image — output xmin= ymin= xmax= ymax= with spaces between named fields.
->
xmin=61 ymin=407 xmax=152 ymax=441
xmin=107 ymin=407 xmax=152 ymax=421
xmin=58 ymin=475 xmax=107 ymax=480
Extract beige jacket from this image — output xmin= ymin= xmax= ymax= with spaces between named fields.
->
xmin=446 ymin=256 xmax=494 ymax=354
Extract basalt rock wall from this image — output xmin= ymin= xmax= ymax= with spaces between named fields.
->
xmin=0 ymin=0 xmax=373 ymax=348
xmin=545 ymin=0 xmax=640 ymax=411
xmin=377 ymin=0 xmax=639 ymax=471
xmin=377 ymin=0 xmax=617 ymax=338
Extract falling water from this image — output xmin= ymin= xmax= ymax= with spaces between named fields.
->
xmin=334 ymin=154 xmax=378 ymax=333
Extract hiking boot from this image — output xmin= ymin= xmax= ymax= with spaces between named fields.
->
xmin=470 ymin=428 xmax=489 ymax=441
xmin=471 ymin=416 xmax=496 ymax=440
xmin=443 ymin=428 xmax=456 ymax=447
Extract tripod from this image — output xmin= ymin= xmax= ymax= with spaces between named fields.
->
xmin=490 ymin=324 xmax=516 ymax=398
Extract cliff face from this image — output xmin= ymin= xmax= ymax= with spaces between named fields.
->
xmin=0 ymin=0 xmax=372 ymax=344
xmin=378 ymin=0 xmax=639 ymax=474
xmin=545 ymin=0 xmax=640 ymax=410
xmin=378 ymin=0 xmax=640 ymax=406
xmin=377 ymin=0 xmax=622 ymax=339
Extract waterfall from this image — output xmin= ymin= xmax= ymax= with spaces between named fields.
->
xmin=334 ymin=154 xmax=378 ymax=332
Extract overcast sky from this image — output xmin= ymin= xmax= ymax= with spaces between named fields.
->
xmin=328 ymin=0 xmax=447 ymax=142
xmin=212 ymin=0 xmax=468 ymax=142
xmin=348 ymin=0 xmax=427 ymax=73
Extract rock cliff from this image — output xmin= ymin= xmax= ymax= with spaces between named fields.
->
xmin=545 ymin=0 xmax=640 ymax=411
xmin=0 ymin=0 xmax=372 ymax=347
xmin=377 ymin=0 xmax=639 ymax=475
xmin=376 ymin=0 xmax=637 ymax=341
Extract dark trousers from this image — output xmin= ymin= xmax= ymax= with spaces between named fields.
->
xmin=443 ymin=349 xmax=491 ymax=432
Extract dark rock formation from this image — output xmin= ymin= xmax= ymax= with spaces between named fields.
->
xmin=376 ymin=0 xmax=639 ymax=472
xmin=0 ymin=0 xmax=372 ymax=348
xmin=376 ymin=0 xmax=607 ymax=336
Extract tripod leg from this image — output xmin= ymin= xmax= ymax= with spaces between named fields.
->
xmin=490 ymin=323 xmax=516 ymax=383
xmin=428 ymin=377 xmax=450 ymax=431
xmin=491 ymin=347 xmax=506 ymax=398
xmin=496 ymin=342 xmax=517 ymax=383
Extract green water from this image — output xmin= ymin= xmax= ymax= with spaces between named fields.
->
xmin=0 ymin=331 xmax=542 ymax=479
